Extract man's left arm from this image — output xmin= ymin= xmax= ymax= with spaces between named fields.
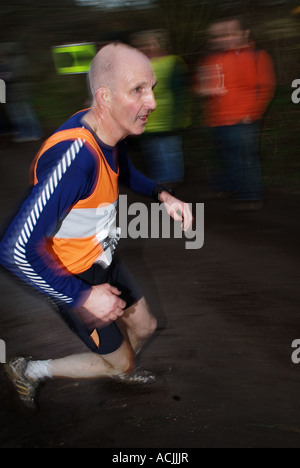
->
xmin=119 ymin=143 xmax=193 ymax=232
xmin=118 ymin=142 xmax=157 ymax=197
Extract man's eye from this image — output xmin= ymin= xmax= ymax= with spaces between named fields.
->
xmin=134 ymin=87 xmax=143 ymax=94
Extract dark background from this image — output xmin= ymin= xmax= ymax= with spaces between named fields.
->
xmin=0 ymin=0 xmax=300 ymax=449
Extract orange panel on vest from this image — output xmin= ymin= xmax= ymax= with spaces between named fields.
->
xmin=90 ymin=329 xmax=100 ymax=349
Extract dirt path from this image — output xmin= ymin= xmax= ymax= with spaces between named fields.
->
xmin=0 ymin=140 xmax=300 ymax=448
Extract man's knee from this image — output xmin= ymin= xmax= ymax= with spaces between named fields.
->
xmin=107 ymin=340 xmax=135 ymax=376
xmin=134 ymin=298 xmax=157 ymax=339
xmin=134 ymin=310 xmax=157 ymax=342
xmin=144 ymin=315 xmax=157 ymax=338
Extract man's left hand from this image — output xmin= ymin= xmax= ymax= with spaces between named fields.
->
xmin=160 ymin=191 xmax=193 ymax=232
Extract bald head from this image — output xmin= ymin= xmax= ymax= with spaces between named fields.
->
xmin=84 ymin=42 xmax=156 ymax=145
xmin=88 ymin=42 xmax=150 ymax=99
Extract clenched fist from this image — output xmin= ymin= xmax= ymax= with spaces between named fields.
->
xmin=77 ymin=283 xmax=126 ymax=328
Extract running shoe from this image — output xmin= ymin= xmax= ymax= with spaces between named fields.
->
xmin=5 ymin=357 xmax=40 ymax=411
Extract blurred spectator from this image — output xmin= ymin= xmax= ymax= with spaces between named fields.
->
xmin=195 ymin=16 xmax=276 ymax=211
xmin=133 ymin=30 xmax=191 ymax=184
xmin=0 ymin=43 xmax=43 ymax=143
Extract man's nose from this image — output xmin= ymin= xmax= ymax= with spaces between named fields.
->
xmin=146 ymin=90 xmax=156 ymax=111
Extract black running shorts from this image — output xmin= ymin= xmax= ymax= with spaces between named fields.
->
xmin=54 ymin=259 xmax=143 ymax=355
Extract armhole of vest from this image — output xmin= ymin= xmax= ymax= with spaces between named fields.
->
xmin=31 ymin=128 xmax=101 ymax=185
xmin=60 ymin=128 xmax=104 ymax=206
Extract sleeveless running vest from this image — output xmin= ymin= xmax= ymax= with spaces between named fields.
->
xmin=32 ymin=126 xmax=120 ymax=275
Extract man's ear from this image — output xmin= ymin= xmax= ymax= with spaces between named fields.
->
xmin=95 ymin=86 xmax=111 ymax=107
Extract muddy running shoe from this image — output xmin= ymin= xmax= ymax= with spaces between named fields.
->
xmin=5 ymin=357 xmax=41 ymax=411
xmin=117 ymin=367 xmax=162 ymax=385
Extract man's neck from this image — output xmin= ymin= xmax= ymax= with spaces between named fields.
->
xmin=82 ymin=107 xmax=122 ymax=147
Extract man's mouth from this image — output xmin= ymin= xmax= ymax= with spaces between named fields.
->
xmin=137 ymin=112 xmax=151 ymax=122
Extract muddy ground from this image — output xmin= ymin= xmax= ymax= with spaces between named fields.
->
xmin=0 ymin=138 xmax=300 ymax=448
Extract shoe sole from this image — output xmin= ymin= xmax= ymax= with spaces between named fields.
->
xmin=4 ymin=359 xmax=40 ymax=412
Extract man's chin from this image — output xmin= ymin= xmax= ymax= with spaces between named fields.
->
xmin=131 ymin=125 xmax=147 ymax=136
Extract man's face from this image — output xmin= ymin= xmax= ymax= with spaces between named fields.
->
xmin=208 ymin=23 xmax=228 ymax=51
xmin=224 ymin=20 xmax=250 ymax=50
xmin=209 ymin=20 xmax=250 ymax=51
xmin=108 ymin=52 xmax=157 ymax=139
xmin=134 ymin=36 xmax=161 ymax=59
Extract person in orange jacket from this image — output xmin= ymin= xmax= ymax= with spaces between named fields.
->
xmin=195 ymin=16 xmax=276 ymax=211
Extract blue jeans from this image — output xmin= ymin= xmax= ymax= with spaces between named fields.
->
xmin=6 ymin=101 xmax=43 ymax=141
xmin=211 ymin=122 xmax=264 ymax=201
xmin=140 ymin=133 xmax=185 ymax=183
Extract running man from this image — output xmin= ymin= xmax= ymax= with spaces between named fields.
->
xmin=0 ymin=43 xmax=193 ymax=410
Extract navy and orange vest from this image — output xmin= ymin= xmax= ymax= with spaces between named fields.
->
xmin=32 ymin=126 xmax=119 ymax=275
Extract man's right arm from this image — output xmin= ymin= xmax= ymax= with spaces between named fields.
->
xmin=0 ymin=140 xmax=95 ymax=309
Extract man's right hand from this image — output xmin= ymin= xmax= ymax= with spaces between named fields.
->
xmin=78 ymin=283 xmax=126 ymax=325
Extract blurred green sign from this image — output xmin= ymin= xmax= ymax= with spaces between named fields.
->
xmin=52 ymin=43 xmax=96 ymax=74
